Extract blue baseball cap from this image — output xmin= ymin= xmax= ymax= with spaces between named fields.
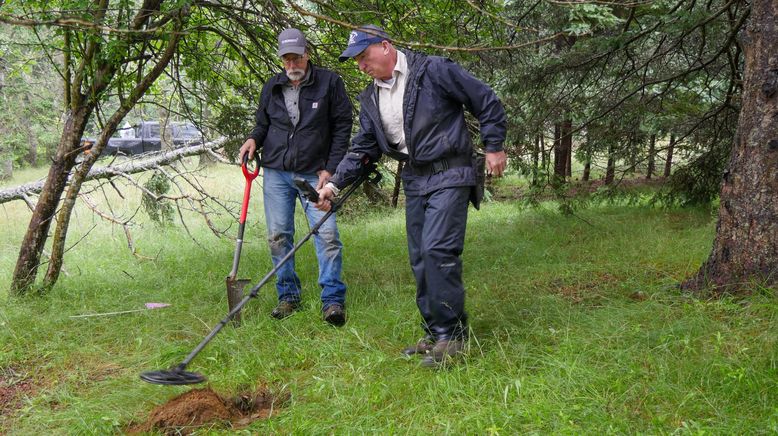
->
xmin=338 ymin=25 xmax=391 ymax=62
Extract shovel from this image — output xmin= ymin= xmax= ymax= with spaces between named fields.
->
xmin=225 ymin=152 xmax=260 ymax=326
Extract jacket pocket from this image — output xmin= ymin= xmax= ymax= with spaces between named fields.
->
xmin=300 ymin=90 xmax=327 ymax=124
xmin=261 ymin=125 xmax=288 ymax=167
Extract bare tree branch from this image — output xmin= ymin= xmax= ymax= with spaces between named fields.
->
xmin=80 ymin=194 xmax=151 ymax=259
xmin=0 ymin=138 xmax=226 ymax=204
xmin=285 ymin=0 xmax=564 ymax=52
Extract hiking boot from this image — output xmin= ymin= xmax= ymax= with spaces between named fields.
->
xmin=420 ymin=338 xmax=466 ymax=368
xmin=401 ymin=335 xmax=435 ymax=356
xmin=323 ymin=304 xmax=346 ymax=327
xmin=270 ymin=301 xmax=299 ymax=319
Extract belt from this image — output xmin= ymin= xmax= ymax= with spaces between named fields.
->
xmin=407 ymin=154 xmax=471 ymax=176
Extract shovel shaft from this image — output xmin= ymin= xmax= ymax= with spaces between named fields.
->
xmin=229 ymin=222 xmax=246 ymax=278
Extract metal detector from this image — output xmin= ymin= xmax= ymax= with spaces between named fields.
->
xmin=140 ymin=168 xmax=381 ymax=385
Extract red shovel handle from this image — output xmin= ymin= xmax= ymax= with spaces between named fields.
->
xmin=239 ymin=153 xmax=260 ymax=224
xmin=241 ymin=152 xmax=260 ymax=181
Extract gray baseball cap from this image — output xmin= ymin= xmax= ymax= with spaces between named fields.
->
xmin=278 ymin=28 xmax=307 ymax=56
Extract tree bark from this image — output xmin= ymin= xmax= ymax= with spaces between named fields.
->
xmin=562 ymin=117 xmax=572 ymax=178
xmin=0 ymin=53 xmax=11 ymax=180
xmin=682 ymin=0 xmax=778 ymax=293
xmin=664 ymin=134 xmax=675 ymax=177
xmin=582 ymin=145 xmax=591 ymax=182
xmin=24 ymin=121 xmax=38 ymax=167
xmin=531 ymin=135 xmax=540 ymax=185
xmin=391 ymin=161 xmax=404 ymax=208
xmin=646 ymin=134 xmax=656 ymax=179
xmin=23 ymin=90 xmax=42 ymax=167
xmin=553 ymin=122 xmax=564 ymax=184
xmin=11 ymin=107 xmax=89 ymax=294
xmin=159 ymin=105 xmax=174 ymax=151
xmin=0 ymin=160 xmax=11 ymax=180
xmin=605 ymin=144 xmax=615 ymax=185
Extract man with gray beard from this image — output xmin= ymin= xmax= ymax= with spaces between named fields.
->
xmin=238 ymin=28 xmax=353 ymax=326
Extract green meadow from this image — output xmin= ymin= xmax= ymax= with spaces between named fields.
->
xmin=1 ymin=162 xmax=776 ymax=434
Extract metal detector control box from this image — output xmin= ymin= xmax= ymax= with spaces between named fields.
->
xmin=294 ymin=178 xmax=319 ymax=202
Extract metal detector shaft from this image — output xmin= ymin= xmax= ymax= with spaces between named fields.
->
xmin=175 ymin=171 xmax=373 ymax=370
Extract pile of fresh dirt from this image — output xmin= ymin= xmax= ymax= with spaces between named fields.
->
xmin=128 ymin=385 xmax=288 ymax=434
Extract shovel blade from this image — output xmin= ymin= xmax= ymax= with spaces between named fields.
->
xmin=226 ymin=277 xmax=251 ymax=326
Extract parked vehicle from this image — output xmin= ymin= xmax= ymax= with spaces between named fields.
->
xmin=81 ymin=121 xmax=205 ymax=156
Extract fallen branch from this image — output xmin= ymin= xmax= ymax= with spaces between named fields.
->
xmin=0 ymin=137 xmax=227 ymax=204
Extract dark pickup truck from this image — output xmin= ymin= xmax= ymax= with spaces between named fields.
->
xmin=82 ymin=121 xmax=204 ymax=156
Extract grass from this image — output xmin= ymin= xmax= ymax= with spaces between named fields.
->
xmin=1 ymin=161 xmax=777 ymax=434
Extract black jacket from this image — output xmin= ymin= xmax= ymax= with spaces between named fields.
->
xmin=331 ymin=50 xmax=506 ymax=195
xmin=249 ymin=64 xmax=353 ymax=174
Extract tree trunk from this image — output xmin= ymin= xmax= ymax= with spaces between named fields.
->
xmin=44 ymin=23 xmax=184 ymax=289
xmin=391 ymin=161 xmax=404 ymax=208
xmin=22 ymin=93 xmax=40 ymax=166
xmin=582 ymin=150 xmax=591 ymax=182
xmin=531 ymin=135 xmax=540 ymax=185
xmin=646 ymin=134 xmax=656 ymax=179
xmin=625 ymin=133 xmax=637 ymax=176
xmin=159 ymin=106 xmax=174 ymax=151
xmin=0 ymin=54 xmax=11 ymax=180
xmin=0 ymin=160 xmax=11 ymax=180
xmin=25 ymin=123 xmax=39 ymax=167
xmin=605 ymin=144 xmax=615 ymax=185
xmin=664 ymin=134 xmax=675 ymax=177
xmin=553 ymin=123 xmax=564 ymax=183
xmin=682 ymin=0 xmax=778 ymax=293
xmin=11 ymin=107 xmax=89 ymax=294
xmin=562 ymin=117 xmax=572 ymax=178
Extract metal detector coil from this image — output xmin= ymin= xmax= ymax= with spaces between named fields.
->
xmin=140 ymin=364 xmax=205 ymax=385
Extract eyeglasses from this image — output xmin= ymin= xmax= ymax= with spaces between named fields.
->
xmin=281 ymin=54 xmax=305 ymax=65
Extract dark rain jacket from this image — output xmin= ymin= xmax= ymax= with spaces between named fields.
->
xmin=330 ymin=50 xmax=506 ymax=195
xmin=249 ymin=63 xmax=353 ymax=175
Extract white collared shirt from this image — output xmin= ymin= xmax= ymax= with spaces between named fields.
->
xmin=375 ymin=51 xmax=408 ymax=154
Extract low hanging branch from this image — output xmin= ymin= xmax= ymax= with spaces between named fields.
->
xmin=0 ymin=138 xmax=226 ymax=204
xmin=285 ymin=0 xmax=564 ymax=52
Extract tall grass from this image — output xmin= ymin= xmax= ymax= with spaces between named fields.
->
xmin=1 ymin=161 xmax=776 ymax=434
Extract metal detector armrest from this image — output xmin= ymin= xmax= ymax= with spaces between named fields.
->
xmin=294 ymin=178 xmax=319 ymax=202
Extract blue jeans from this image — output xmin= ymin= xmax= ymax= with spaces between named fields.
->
xmin=262 ymin=168 xmax=346 ymax=309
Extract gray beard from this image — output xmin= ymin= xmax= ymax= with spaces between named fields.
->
xmin=286 ymin=69 xmax=305 ymax=82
